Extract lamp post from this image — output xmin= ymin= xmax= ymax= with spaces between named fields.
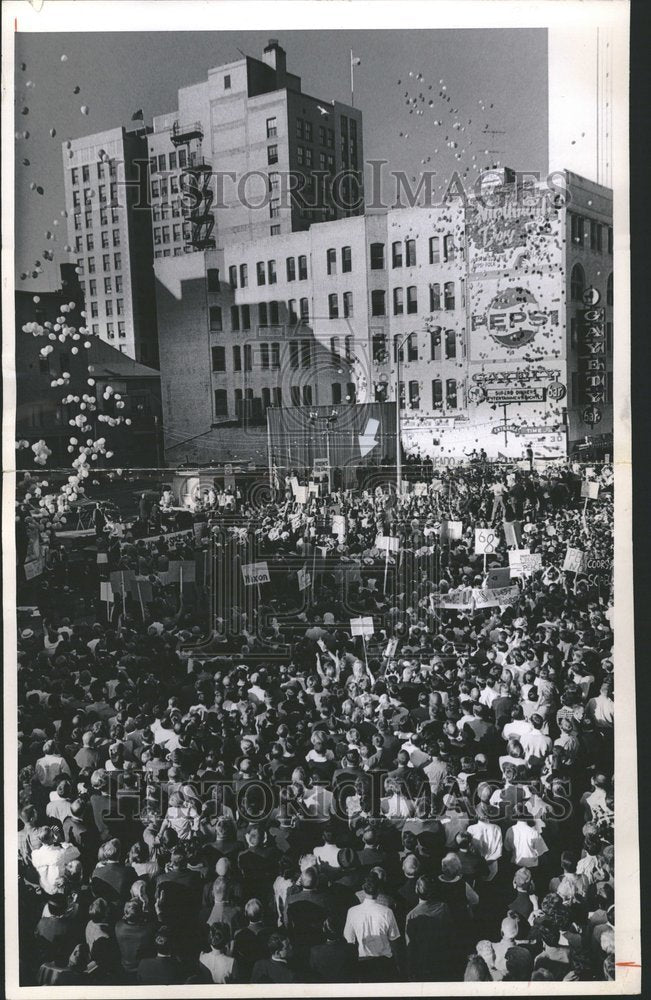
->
xmin=395 ymin=331 xmax=415 ymax=495
xmin=309 ymin=409 xmax=338 ymax=495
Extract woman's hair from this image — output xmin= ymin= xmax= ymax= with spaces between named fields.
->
xmin=464 ymin=954 xmax=492 ymax=981
xmin=88 ymin=898 xmax=110 ymax=922
xmin=122 ymin=899 xmax=145 ymax=925
xmin=209 ymin=921 xmax=231 ymax=951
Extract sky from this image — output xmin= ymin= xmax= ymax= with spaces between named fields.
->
xmin=14 ymin=28 xmax=548 ymax=290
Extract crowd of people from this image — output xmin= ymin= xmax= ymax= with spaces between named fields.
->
xmin=16 ymin=459 xmax=616 ymax=986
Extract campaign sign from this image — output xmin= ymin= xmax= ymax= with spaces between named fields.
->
xmin=350 ymin=616 xmax=375 ymax=638
xmin=475 ymin=528 xmax=498 ymax=554
xmin=242 ymin=562 xmax=271 ymax=586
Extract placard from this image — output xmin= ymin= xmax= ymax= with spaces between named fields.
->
xmin=110 ymin=569 xmax=136 ymax=596
xmin=581 ymin=481 xmax=600 ymax=500
xmin=297 ymin=566 xmax=311 ymax=591
xmin=563 ymin=547 xmax=589 ymax=574
xmin=473 ymin=585 xmax=520 ymax=609
xmin=242 ymin=562 xmax=271 ymax=586
xmin=294 ymin=486 xmax=308 ymax=504
xmin=414 ymin=483 xmax=428 ymax=496
xmin=99 ymin=581 xmax=114 ymax=603
xmin=332 ymin=514 xmax=346 ymax=542
xmin=376 ymin=534 xmax=400 ymax=552
xmin=350 ymin=616 xmax=375 ymax=638
xmin=486 ymin=567 xmax=512 ymax=589
xmin=503 ymin=520 xmax=523 ymax=548
xmin=440 ymin=520 xmax=463 ymax=542
xmin=475 ymin=528 xmax=498 ymax=555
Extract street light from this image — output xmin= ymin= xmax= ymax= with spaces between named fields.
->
xmin=395 ymin=331 xmax=415 ymax=495
xmin=308 ymin=409 xmax=338 ymax=494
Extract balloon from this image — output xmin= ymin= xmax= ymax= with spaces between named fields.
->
xmin=80 ymin=105 xmax=89 ymax=115
xmin=21 ymin=107 xmax=29 ymax=115
xmin=73 ymin=85 xmax=80 ymax=94
xmin=22 ymin=158 xmax=30 ymax=166
xmin=61 ymin=54 xmax=68 ymax=62
xmin=50 ymin=128 xmax=57 ymax=137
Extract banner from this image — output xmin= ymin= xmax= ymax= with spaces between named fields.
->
xmin=350 ymin=616 xmax=375 ymax=637
xmin=504 ymin=520 xmax=523 ymax=548
xmin=432 ymin=590 xmax=474 ymax=611
xmin=473 ymin=585 xmax=520 ymax=609
xmin=242 ymin=562 xmax=271 ymax=586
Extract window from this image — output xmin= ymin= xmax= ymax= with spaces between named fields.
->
xmin=89 ymin=279 xmax=97 ymax=296
xmin=75 ymin=236 xmax=83 ymax=252
xmin=117 ymin=299 xmax=124 ymax=315
xmin=429 ymin=236 xmax=440 ymax=264
xmin=82 ymin=165 xmax=90 ymax=183
xmin=445 ymin=329 xmax=456 ymax=360
xmin=71 ymin=167 xmax=79 ymax=185
xmin=210 ymin=306 xmax=223 ymax=331
xmin=393 ymin=335 xmax=405 ymax=363
xmin=114 ymin=252 xmax=121 ymax=270
xmin=272 ymin=387 xmax=283 ymax=407
xmin=224 ymin=74 xmax=231 ymax=90
xmin=343 ymin=291 xmax=353 ymax=318
xmin=169 ymin=151 xmax=177 ymax=169
xmin=267 ymin=145 xmax=278 ymax=165
xmin=256 ymin=261 xmax=266 ymax=286
xmin=444 ymin=281 xmax=455 ymax=310
xmin=571 ymin=264 xmax=585 ymax=301
xmin=330 ymin=336 xmax=340 ymax=358
xmin=258 ymin=303 xmax=268 ymax=327
xmin=590 ymin=220 xmax=602 ymax=252
xmin=243 ymin=344 xmax=252 ymax=371
xmin=269 ymin=301 xmax=279 ymax=325
xmin=157 ymin=154 xmax=166 ymax=173
xmin=446 ymin=378 xmax=458 ymax=409
xmin=173 ymin=224 xmax=181 ymax=241
xmin=346 ymin=382 xmax=356 ymax=403
xmin=266 ymin=116 xmax=277 ymax=138
xmin=305 ymin=121 xmax=313 ymax=142
xmin=269 ymin=172 xmax=280 ymax=194
xmin=88 ymin=256 xmax=96 ymax=274
xmin=261 ymin=387 xmax=271 ymax=410
xmin=100 ymin=210 xmax=107 ymax=226
xmin=407 ymin=332 xmax=418 ymax=362
xmin=106 ymin=300 xmax=113 ymax=317
xmin=106 ymin=322 xmax=114 ymax=339
xmin=270 ymin=198 xmax=280 ymax=219
xmin=271 ymin=343 xmax=280 ymax=369
xmin=327 ymin=248 xmax=337 ymax=275
xmin=241 ymin=305 xmax=251 ymax=330
xmin=115 ymin=275 xmax=123 ymax=293
xmin=296 ymin=118 xmax=305 ymax=139
xmin=341 ymin=246 xmax=352 ymax=273
xmin=432 ymin=378 xmax=443 ymax=409
xmin=87 ymin=234 xmax=95 ymax=251
xmin=75 ymin=215 xmax=82 ymax=231
xmin=229 ymin=265 xmax=238 ymax=289
xmin=332 ymin=383 xmax=342 ymax=404
xmin=207 ymin=268 xmax=220 ymax=294
xmin=85 ymin=212 xmax=92 ymax=230
xmin=170 ymin=177 xmax=178 ymax=195
xmin=291 ymin=386 xmax=301 ymax=407
xmin=571 ymin=213 xmax=585 ymax=247
xmin=288 ymin=299 xmax=298 ymax=325
xmin=392 ymin=241 xmax=403 ymax=268
xmin=90 ymin=301 xmax=98 ymax=318
xmin=370 ymin=242 xmax=385 ymax=270
xmin=118 ymin=322 xmax=126 ymax=339
xmin=214 ymin=389 xmax=228 ymax=416
xmin=178 ymin=148 xmax=187 ymax=168
xmin=286 ymin=257 xmax=296 ymax=281
xmin=228 ymin=305 xmax=239 ymax=332
xmin=211 ymin=346 xmax=226 ymax=371
xmin=303 ymin=385 xmax=313 ymax=405
xmin=72 ymin=190 xmax=81 ymax=208
xmin=239 ymin=263 xmax=248 ymax=287
xmin=429 ymin=282 xmax=441 ymax=311
xmin=407 ymin=286 xmax=418 ymax=314
xmin=607 ymin=272 xmax=613 ymax=306
xmin=430 ymin=326 xmax=442 ymax=361
xmin=268 ymin=260 xmax=277 ymax=284
xmin=290 ymin=342 xmax=300 ymax=369
xmin=409 ymin=380 xmax=420 ymax=409
xmin=113 ymin=229 xmax=120 ymax=246
xmin=98 ymin=184 xmax=106 ymax=203
xmin=393 ymin=287 xmax=404 ymax=315
xmin=301 ymin=339 xmax=312 ymax=367
xmin=162 ymin=226 xmax=170 ymax=244
xmin=151 ymin=180 xmax=160 ymax=199
xmin=328 ymin=293 xmax=339 ymax=319
xmin=104 ymin=277 xmax=112 ymax=294
xmin=443 ymin=235 xmax=455 ymax=262
xmin=405 ymin=239 xmax=417 ymax=267
xmin=371 ymin=290 xmax=386 ymax=316
xmin=372 ymin=332 xmax=387 ymax=362
xmin=298 ymin=255 xmax=308 ymax=280
xmin=300 ymin=297 xmax=309 ymax=321
xmin=260 ymin=343 xmax=270 ymax=370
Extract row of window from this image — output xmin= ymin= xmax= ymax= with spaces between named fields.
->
xmin=372 ymin=329 xmax=459 ymax=363
xmin=211 ymin=338 xmax=316 ymax=373
xmin=74 ymin=207 xmax=120 ymax=231
xmin=75 ymin=230 xmax=121 ymax=252
xmin=81 ymin=253 xmax=122 ymax=274
xmin=71 ymin=183 xmax=118 ymax=208
xmin=370 ymin=281 xmax=458 ymax=317
xmin=154 ymin=224 xmax=189 ymax=245
xmin=570 ymin=214 xmax=613 ymax=254
xmin=82 ymin=276 xmax=124 ymax=296
xmin=70 ymin=161 xmax=116 ymax=186
xmin=213 ymin=384 xmax=324 ymax=417
xmin=570 ymin=265 xmax=614 ymax=305
xmin=370 ymin=235 xmax=459 ymax=271
xmin=211 ymin=298 xmax=311 ymax=332
xmin=228 ymin=256 xmax=309 ymax=289
xmin=327 ymin=292 xmax=354 ymax=319
xmin=153 ymin=203 xmax=189 ymax=222
xmin=149 ymin=149 xmax=187 ymax=174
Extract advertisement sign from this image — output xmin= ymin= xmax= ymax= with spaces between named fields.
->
xmin=485 ymin=386 xmax=546 ymax=403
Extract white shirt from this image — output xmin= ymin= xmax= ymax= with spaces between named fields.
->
xmin=313 ymin=843 xmax=341 ymax=868
xmin=31 ymin=842 xmax=80 ymax=894
xmin=502 ymin=720 xmax=532 ymax=742
xmin=35 ymin=754 xmax=71 ymax=788
xmin=467 ymin=820 xmax=503 ymax=862
xmin=504 ymin=821 xmax=548 ymax=867
xmin=587 ymin=694 xmax=614 ymax=729
xmin=344 ymin=897 xmax=400 ymax=958
xmin=381 ymin=793 xmax=415 ymax=820
xmin=520 ymin=730 xmax=552 ymax=761
xmin=199 ymin=950 xmax=235 ymax=984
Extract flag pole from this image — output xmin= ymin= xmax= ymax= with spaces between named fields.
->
xmin=350 ymin=50 xmax=354 ymax=107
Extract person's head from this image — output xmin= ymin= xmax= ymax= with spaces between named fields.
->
xmin=464 ymin=954 xmax=492 ymax=981
xmin=98 ymin=838 xmax=121 ymax=863
xmin=245 ymin=898 xmax=263 ymax=924
xmin=415 ymin=875 xmax=437 ymax=902
xmin=501 ymin=913 xmax=519 ymax=940
xmin=155 ymin=926 xmax=173 ymax=957
xmin=513 ymin=867 xmax=534 ymax=893
xmin=88 ymin=898 xmax=110 ymax=924
xmin=323 ymin=913 xmax=344 ymax=942
xmin=300 ymin=867 xmax=318 ymax=891
xmin=209 ymin=921 xmax=231 ymax=953
xmin=440 ymin=853 xmax=463 ymax=881
xmin=268 ymin=931 xmax=291 ymax=961
xmin=504 ymin=945 xmax=533 ymax=980
xmin=122 ymin=899 xmax=145 ymax=925
xmin=362 ymin=873 xmax=380 ymax=899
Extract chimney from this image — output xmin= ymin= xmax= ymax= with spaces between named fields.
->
xmin=262 ymin=38 xmax=287 ymax=86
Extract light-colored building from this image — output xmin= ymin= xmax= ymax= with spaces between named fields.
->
xmin=154 ymin=168 xmax=613 ymax=466
xmin=61 ymin=126 xmax=159 ymax=366
xmin=146 ymin=39 xmax=364 ymax=260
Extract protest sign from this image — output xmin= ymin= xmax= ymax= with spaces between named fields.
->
xmin=99 ymin=581 xmax=114 ymax=603
xmin=350 ymin=617 xmax=375 ymax=638
xmin=563 ymin=547 xmax=589 ymax=574
xmin=297 ymin=566 xmax=311 ymax=591
xmin=332 ymin=514 xmax=346 ymax=542
xmin=110 ymin=569 xmax=135 ymax=596
xmin=581 ymin=481 xmax=600 ymax=500
xmin=432 ymin=590 xmax=474 ymax=611
xmin=241 ymin=562 xmax=271 ymax=586
xmin=475 ymin=528 xmax=498 ymax=555
xmin=440 ymin=520 xmax=463 ymax=543
xmin=376 ymin=535 xmax=400 ymax=552
xmin=503 ymin=520 xmax=523 ymax=548
xmin=473 ymin=585 xmax=520 ymax=609
xmin=414 ymin=483 xmax=428 ymax=496
xmin=294 ymin=486 xmax=308 ymax=504
xmin=487 ymin=567 xmax=512 ymax=589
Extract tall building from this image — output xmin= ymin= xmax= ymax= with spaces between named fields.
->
xmin=154 ymin=169 xmax=613 ymax=466
xmin=61 ymin=126 xmax=159 ymax=366
xmin=146 ymin=39 xmax=364 ymax=260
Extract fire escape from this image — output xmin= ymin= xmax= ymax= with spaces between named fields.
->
xmin=171 ymin=120 xmax=216 ymax=251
